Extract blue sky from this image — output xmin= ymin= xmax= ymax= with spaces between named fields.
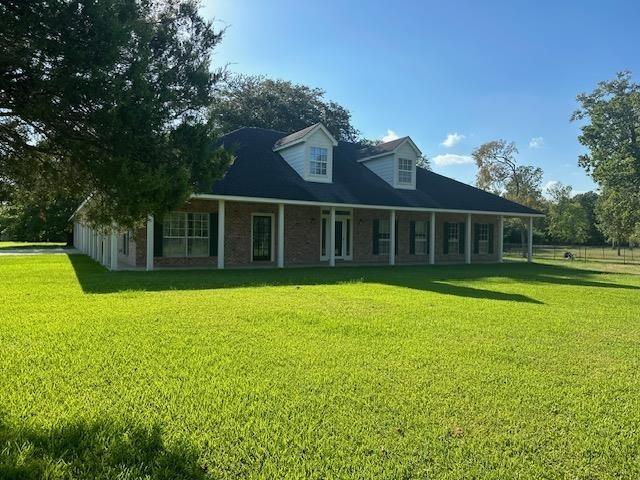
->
xmin=201 ymin=0 xmax=640 ymax=194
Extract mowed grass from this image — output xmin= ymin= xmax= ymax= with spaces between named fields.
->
xmin=1 ymin=255 xmax=639 ymax=479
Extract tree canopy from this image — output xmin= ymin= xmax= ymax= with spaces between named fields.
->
xmin=209 ymin=74 xmax=360 ymax=142
xmin=1 ymin=0 xmax=233 ymax=227
xmin=572 ymin=71 xmax=640 ymax=246
xmin=545 ymin=183 xmax=589 ymax=244
xmin=472 ymin=140 xmax=544 ymax=209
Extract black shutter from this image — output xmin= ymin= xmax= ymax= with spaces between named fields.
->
xmin=458 ymin=222 xmax=465 ymax=254
xmin=443 ymin=222 xmax=449 ymax=254
xmin=427 ymin=221 xmax=431 ymax=255
xmin=409 ymin=221 xmax=416 ymax=255
xmin=488 ymin=223 xmax=494 ymax=254
xmin=395 ymin=220 xmax=399 ymax=255
xmin=373 ymin=219 xmax=379 ymax=255
xmin=209 ymin=212 xmax=218 ymax=256
xmin=473 ymin=223 xmax=480 ymax=254
xmin=153 ymin=217 xmax=163 ymax=257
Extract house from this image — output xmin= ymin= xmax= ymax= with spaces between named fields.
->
xmin=71 ymin=123 xmax=543 ymax=271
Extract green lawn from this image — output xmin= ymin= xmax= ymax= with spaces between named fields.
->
xmin=1 ymin=255 xmax=639 ymax=479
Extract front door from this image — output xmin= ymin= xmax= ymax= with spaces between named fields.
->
xmin=321 ymin=211 xmax=352 ymax=260
xmin=252 ymin=214 xmax=273 ymax=261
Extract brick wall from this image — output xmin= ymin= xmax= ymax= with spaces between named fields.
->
xmin=133 ymin=200 xmax=323 ymax=268
xmin=131 ymin=199 xmax=500 ymax=268
xmin=434 ymin=213 xmax=500 ymax=263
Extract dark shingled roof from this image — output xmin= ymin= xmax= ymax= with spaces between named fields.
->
xmin=206 ymin=127 xmax=542 ymax=215
xmin=356 ymin=136 xmax=410 ymax=159
xmin=273 ymin=123 xmax=319 ymax=149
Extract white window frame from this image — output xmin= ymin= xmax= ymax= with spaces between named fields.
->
xmin=162 ymin=212 xmax=210 ymax=258
xmin=397 ymin=157 xmax=413 ymax=185
xmin=414 ymin=220 xmax=428 ymax=255
xmin=478 ymin=223 xmax=489 ymax=255
xmin=251 ymin=213 xmax=275 ymax=262
xmin=309 ymin=146 xmax=328 ymax=177
xmin=447 ymin=223 xmax=459 ymax=254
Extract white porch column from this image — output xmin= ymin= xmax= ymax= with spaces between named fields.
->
xmin=429 ymin=211 xmax=436 ymax=265
xmin=217 ymin=200 xmax=225 ymax=269
xmin=465 ymin=213 xmax=472 ymax=264
xmin=389 ymin=209 xmax=396 ymax=266
xmin=527 ymin=217 xmax=533 ymax=263
xmin=277 ymin=203 xmax=285 ymax=268
xmin=329 ymin=207 xmax=336 ymax=267
xmin=146 ymin=215 xmax=154 ymax=271
xmin=98 ymin=235 xmax=104 ymax=265
xmin=110 ymin=229 xmax=118 ymax=271
xmin=498 ymin=216 xmax=504 ymax=263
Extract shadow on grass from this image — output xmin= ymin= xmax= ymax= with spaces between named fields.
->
xmin=0 ymin=243 xmax=68 ymax=251
xmin=0 ymin=416 xmax=205 ymax=480
xmin=66 ymin=255 xmax=637 ymax=304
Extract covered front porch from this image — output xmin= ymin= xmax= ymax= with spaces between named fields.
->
xmin=71 ymin=196 xmax=538 ymax=271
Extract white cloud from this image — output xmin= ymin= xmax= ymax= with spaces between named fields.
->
xmin=382 ymin=129 xmax=399 ymax=142
xmin=440 ymin=132 xmax=465 ymax=148
xmin=433 ymin=153 xmax=473 ymax=166
xmin=544 ymin=180 xmax=560 ymax=192
xmin=529 ymin=137 xmax=544 ymax=149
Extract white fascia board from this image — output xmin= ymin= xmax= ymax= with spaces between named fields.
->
xmin=191 ymin=193 xmax=545 ymax=218
xmin=68 ymin=194 xmax=93 ymax=221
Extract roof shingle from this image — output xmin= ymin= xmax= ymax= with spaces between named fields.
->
xmin=207 ymin=127 xmax=541 ymax=216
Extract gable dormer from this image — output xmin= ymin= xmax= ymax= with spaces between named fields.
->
xmin=273 ymin=123 xmax=338 ymax=183
xmin=357 ymin=137 xmax=421 ymax=190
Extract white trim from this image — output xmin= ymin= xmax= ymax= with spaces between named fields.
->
xmin=389 ymin=210 xmax=396 ymax=266
xmin=394 ymin=155 xmax=416 ymax=190
xmin=329 ymin=207 xmax=336 ymax=267
xmin=146 ymin=215 xmax=154 ymax=271
xmin=429 ymin=212 xmax=436 ymax=265
xmin=191 ymin=194 xmax=545 ymax=218
xmin=218 ymin=200 xmax=225 ymax=269
xmin=528 ymin=217 xmax=533 ymax=262
xmin=277 ymin=203 xmax=284 ymax=268
xmin=250 ymin=213 xmax=275 ymax=262
xmin=110 ymin=230 xmax=118 ymax=271
xmin=498 ymin=216 xmax=504 ymax=263
xmin=465 ymin=213 xmax=472 ymax=264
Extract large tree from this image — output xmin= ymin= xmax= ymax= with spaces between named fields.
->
xmin=472 ymin=140 xmax=544 ymax=248
xmin=546 ymin=182 xmax=589 ymax=244
xmin=573 ymin=191 xmax=605 ymax=245
xmin=1 ymin=0 xmax=233 ymax=228
xmin=572 ymin=71 xmax=640 ymax=246
xmin=209 ymin=74 xmax=360 ymax=142
xmin=473 ymin=140 xmax=544 ymax=207
xmin=596 ymin=186 xmax=639 ymax=254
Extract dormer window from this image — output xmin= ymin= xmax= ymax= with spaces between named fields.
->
xmin=273 ymin=123 xmax=337 ymax=183
xmin=357 ymin=136 xmax=420 ymax=190
xmin=398 ymin=158 xmax=413 ymax=184
xmin=310 ymin=147 xmax=328 ymax=176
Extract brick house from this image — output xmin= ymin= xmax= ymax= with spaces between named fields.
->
xmin=72 ymin=123 xmax=542 ymax=270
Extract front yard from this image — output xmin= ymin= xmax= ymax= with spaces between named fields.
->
xmin=1 ymin=255 xmax=639 ymax=479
